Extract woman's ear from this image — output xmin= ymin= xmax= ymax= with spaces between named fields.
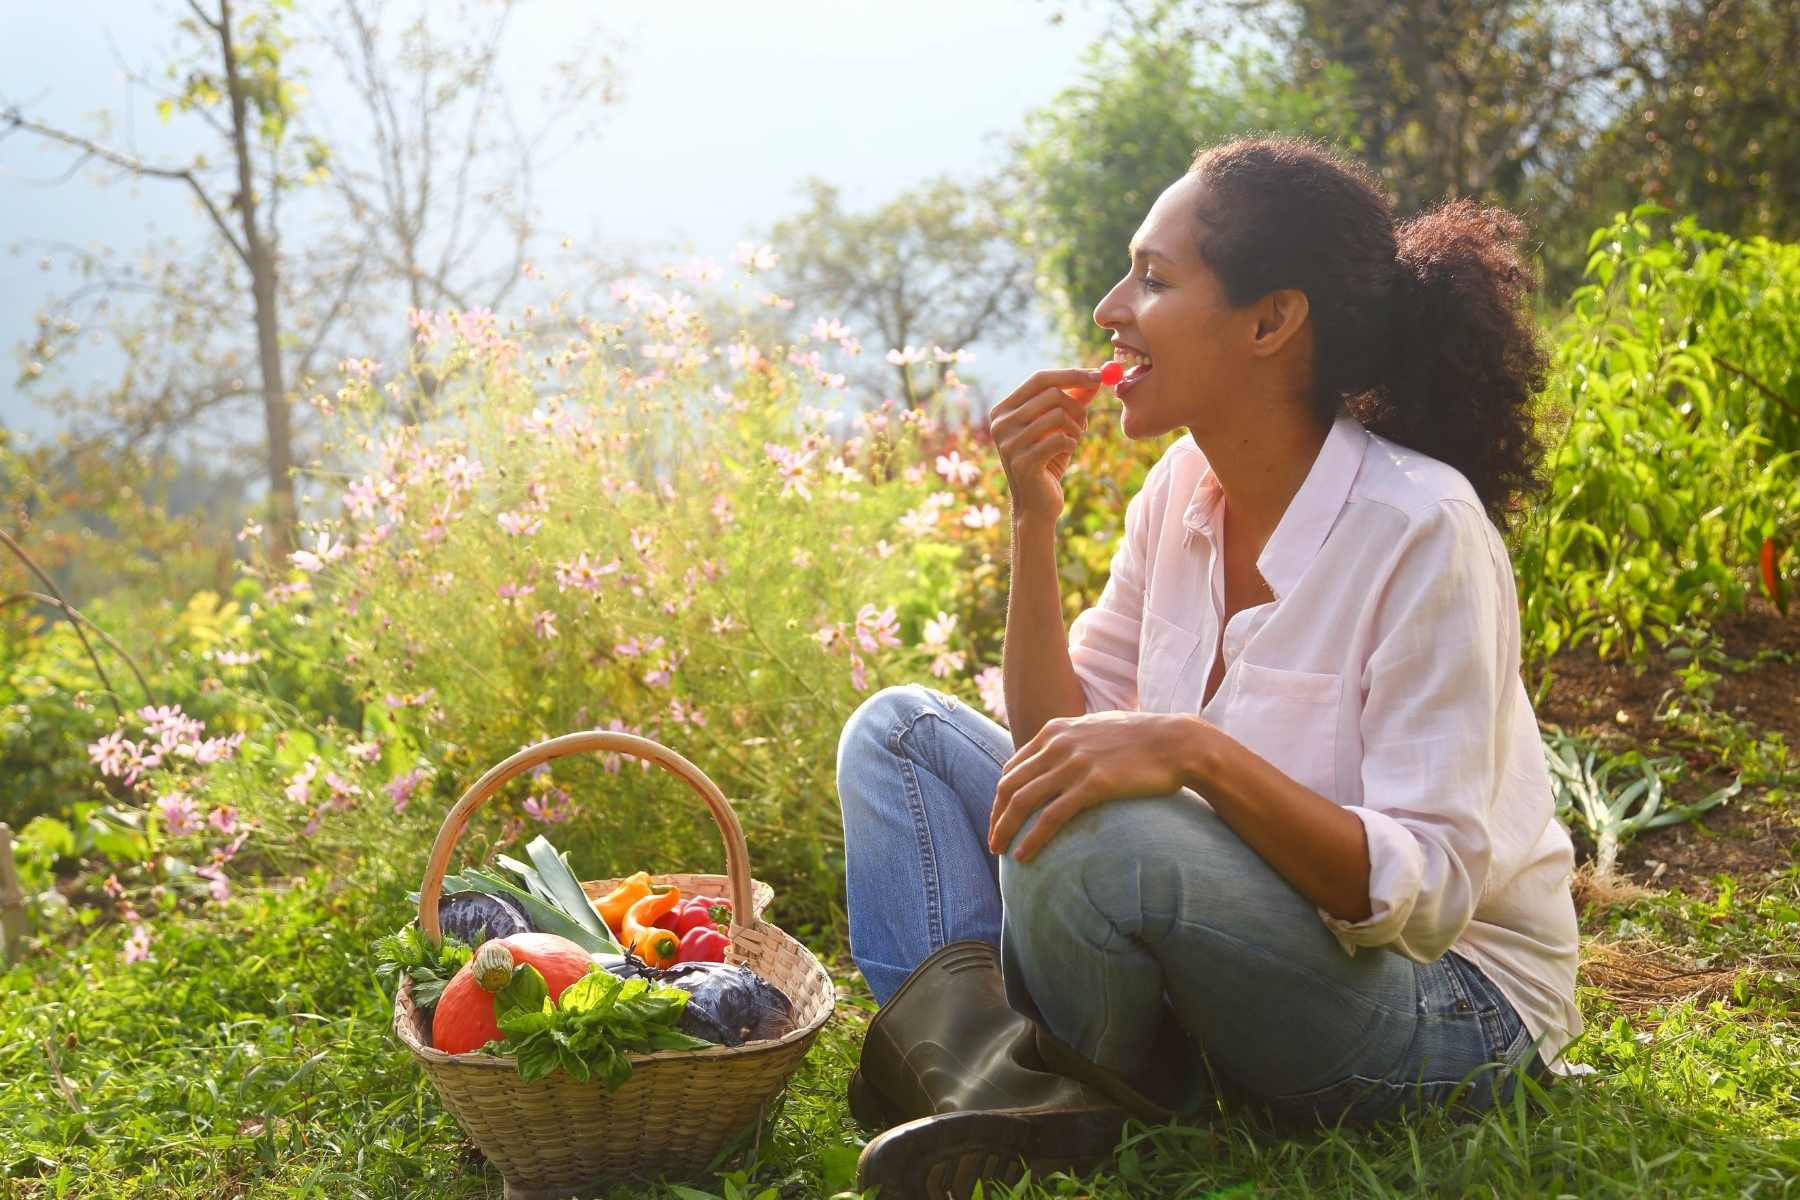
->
xmin=1250 ymin=288 xmax=1310 ymax=357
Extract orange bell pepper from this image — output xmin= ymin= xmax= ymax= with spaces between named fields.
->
xmin=622 ymin=885 xmax=682 ymax=968
xmin=592 ymin=872 xmax=671 ymax=941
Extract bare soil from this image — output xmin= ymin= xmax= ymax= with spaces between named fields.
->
xmin=1534 ymin=596 xmax=1800 ymax=898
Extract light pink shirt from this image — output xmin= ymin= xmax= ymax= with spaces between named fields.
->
xmin=1067 ymin=413 xmax=1583 ymax=1069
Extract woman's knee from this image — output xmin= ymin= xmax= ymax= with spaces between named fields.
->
xmin=837 ymin=684 xmax=936 ymax=773
xmin=999 ymin=792 xmax=1308 ymax=942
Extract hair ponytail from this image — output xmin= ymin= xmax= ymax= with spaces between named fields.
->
xmin=1187 ymin=138 xmax=1556 ymax=531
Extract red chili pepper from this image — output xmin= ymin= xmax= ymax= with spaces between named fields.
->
xmin=675 ymin=925 xmax=729 ymax=964
xmin=1761 ymin=537 xmax=1785 ymax=614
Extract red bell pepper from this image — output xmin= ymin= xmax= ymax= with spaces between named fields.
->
xmin=676 ymin=924 xmax=729 ymax=963
xmin=656 ymin=895 xmax=734 ymax=936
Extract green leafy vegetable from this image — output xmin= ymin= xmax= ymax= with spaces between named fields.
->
xmin=436 ymin=866 xmax=623 ymax=954
xmin=524 ymin=835 xmax=618 ymax=947
xmin=372 ymin=926 xmax=474 ymax=1011
xmin=495 ymin=853 xmax=559 ymax=908
xmin=493 ymin=964 xmax=716 ymax=1088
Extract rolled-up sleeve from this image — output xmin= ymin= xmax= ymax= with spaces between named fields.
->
xmin=1321 ymin=500 xmax=1513 ymax=962
xmin=1065 ymin=454 xmax=1171 ymax=713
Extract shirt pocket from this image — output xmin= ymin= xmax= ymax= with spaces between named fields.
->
xmin=1223 ymin=662 xmax=1343 ymax=800
xmin=1137 ymin=609 xmax=1201 ymax=713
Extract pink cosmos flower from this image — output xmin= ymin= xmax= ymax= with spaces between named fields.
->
xmin=196 ymin=865 xmax=230 ymax=904
xmin=764 ymin=443 xmax=816 ymax=500
xmin=385 ymin=767 xmax=430 ymax=814
xmin=408 ymin=308 xmax=438 ymax=346
xmin=855 ymin=605 xmax=901 ymax=653
xmin=935 ymin=451 xmax=981 ymax=487
xmin=157 ymin=792 xmax=201 ymax=838
xmin=711 ymin=495 xmax=736 ymax=526
xmin=733 ymin=241 xmax=778 ymax=272
xmin=923 ymin=612 xmax=957 ymax=647
xmin=209 ymin=806 xmax=240 ymax=835
xmin=87 ymin=730 xmax=134 ymax=777
xmin=668 ymin=698 xmax=706 ymax=727
xmin=849 ymin=652 xmax=870 ymax=693
xmin=961 ymin=504 xmax=1002 ymax=530
xmin=523 ymin=788 xmax=573 ymax=825
xmin=346 ymin=739 xmax=383 ymax=764
xmin=122 ymin=924 xmax=153 ymax=964
xmin=533 ymin=610 xmax=560 ymax=640
xmin=975 ymin=666 xmax=1008 ymax=722
xmin=885 ymin=346 xmax=925 ymax=366
xmin=498 ymin=510 xmax=543 ymax=537
xmin=290 ymin=531 xmax=348 ymax=573
xmin=284 ymin=759 xmax=319 ymax=807
xmin=898 ymin=506 xmax=939 ymax=540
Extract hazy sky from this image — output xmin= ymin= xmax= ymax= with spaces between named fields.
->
xmin=0 ymin=1 xmax=1118 ymax=446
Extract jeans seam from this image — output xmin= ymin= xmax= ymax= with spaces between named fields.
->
xmin=893 ymin=752 xmax=945 ymax=951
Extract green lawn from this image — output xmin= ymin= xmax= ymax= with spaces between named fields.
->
xmin=3 ymin=847 xmax=1797 ymax=1199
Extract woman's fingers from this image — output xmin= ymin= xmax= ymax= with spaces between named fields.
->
xmin=998 ymin=405 xmax=1085 ymax=457
xmin=1011 ymin=786 xmax=1103 ymax=863
xmin=989 ymin=753 xmax=1085 ymax=855
xmin=991 ymin=368 xmax=1104 ymax=425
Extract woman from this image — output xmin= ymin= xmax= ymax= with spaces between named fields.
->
xmin=837 ymin=137 xmax=1582 ymax=1191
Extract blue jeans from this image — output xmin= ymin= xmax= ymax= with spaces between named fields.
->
xmin=836 ymin=684 xmax=1546 ymax=1125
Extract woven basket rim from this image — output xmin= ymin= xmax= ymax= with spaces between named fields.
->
xmin=392 ymin=926 xmax=833 ymax=1071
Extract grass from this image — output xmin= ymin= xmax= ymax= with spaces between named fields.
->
xmin=2 ymin=853 xmax=1798 ymax=1199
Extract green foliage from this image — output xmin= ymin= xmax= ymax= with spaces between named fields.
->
xmin=1008 ymin=23 xmax=1362 ymax=360
xmin=494 ymin=964 xmax=714 ymax=1088
xmin=371 ymin=925 xmax=472 ymax=1010
xmin=1514 ymin=209 xmax=1800 ymax=672
xmin=1573 ymin=0 xmax=1800 ymax=253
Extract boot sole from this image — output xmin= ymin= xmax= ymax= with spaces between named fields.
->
xmin=856 ymin=1106 xmax=1128 ymax=1200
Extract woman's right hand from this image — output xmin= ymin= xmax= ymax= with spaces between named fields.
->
xmin=989 ymin=368 xmax=1101 ymax=524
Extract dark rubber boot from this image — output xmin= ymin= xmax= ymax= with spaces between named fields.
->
xmin=850 ymin=940 xmax=1182 ymax=1199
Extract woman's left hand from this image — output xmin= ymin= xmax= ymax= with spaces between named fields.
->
xmin=988 ymin=711 xmax=1205 ymax=862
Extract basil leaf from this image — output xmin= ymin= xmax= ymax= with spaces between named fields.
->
xmin=496 ymin=963 xmax=549 ymax=1019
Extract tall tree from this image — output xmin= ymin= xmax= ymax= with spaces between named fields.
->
xmin=768 ymin=176 xmax=1035 ymax=410
xmin=7 ymin=0 xmax=311 ymax=554
xmin=2 ymin=0 xmax=618 ymax=556
xmin=1006 ymin=19 xmax=1361 ymax=359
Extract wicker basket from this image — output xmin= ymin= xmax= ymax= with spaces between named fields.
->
xmin=393 ymin=730 xmax=835 ymax=1199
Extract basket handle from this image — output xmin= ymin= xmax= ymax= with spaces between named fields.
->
xmin=418 ymin=730 xmax=755 ymax=946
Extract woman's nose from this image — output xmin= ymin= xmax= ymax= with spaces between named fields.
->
xmin=1092 ymin=278 xmax=1128 ymax=333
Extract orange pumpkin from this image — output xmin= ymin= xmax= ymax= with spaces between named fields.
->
xmin=431 ymin=931 xmax=593 ymax=1055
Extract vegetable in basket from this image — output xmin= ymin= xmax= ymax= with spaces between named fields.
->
xmin=622 ymin=886 xmax=683 ymax=968
xmin=675 ymin=925 xmax=729 ymax=964
xmin=593 ymin=954 xmax=795 ymax=1047
xmin=655 ymin=895 xmax=732 ymax=937
xmin=593 ymin=870 xmax=668 ymax=940
xmin=433 ymin=932 xmax=594 ymax=1054
xmin=437 ymin=891 xmax=531 ymax=946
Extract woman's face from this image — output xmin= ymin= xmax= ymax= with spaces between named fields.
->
xmin=1091 ymin=173 xmax=1261 ymax=442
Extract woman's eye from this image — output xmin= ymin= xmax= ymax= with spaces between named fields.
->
xmin=1138 ymin=274 xmax=1164 ymax=290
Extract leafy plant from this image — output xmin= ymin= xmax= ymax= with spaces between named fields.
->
xmin=1514 ymin=208 xmax=1799 ymax=677
xmin=1542 ymin=728 xmax=1743 ymax=878
xmin=493 ymin=963 xmax=713 ymax=1088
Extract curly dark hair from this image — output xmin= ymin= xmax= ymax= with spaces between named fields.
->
xmin=1185 ymin=136 xmax=1556 ymax=532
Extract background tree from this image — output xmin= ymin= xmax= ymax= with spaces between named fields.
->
xmin=2 ymin=0 xmax=618 ymax=556
xmin=1006 ymin=18 xmax=1361 ymax=359
xmin=768 ymin=175 xmax=1035 ymax=410
xmin=1566 ymin=0 xmax=1799 ymax=252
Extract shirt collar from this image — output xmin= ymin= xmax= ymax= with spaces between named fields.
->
xmin=1180 ymin=413 xmax=1369 ymax=600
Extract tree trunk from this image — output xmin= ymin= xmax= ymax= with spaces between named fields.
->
xmin=219 ymin=0 xmax=295 ymax=558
